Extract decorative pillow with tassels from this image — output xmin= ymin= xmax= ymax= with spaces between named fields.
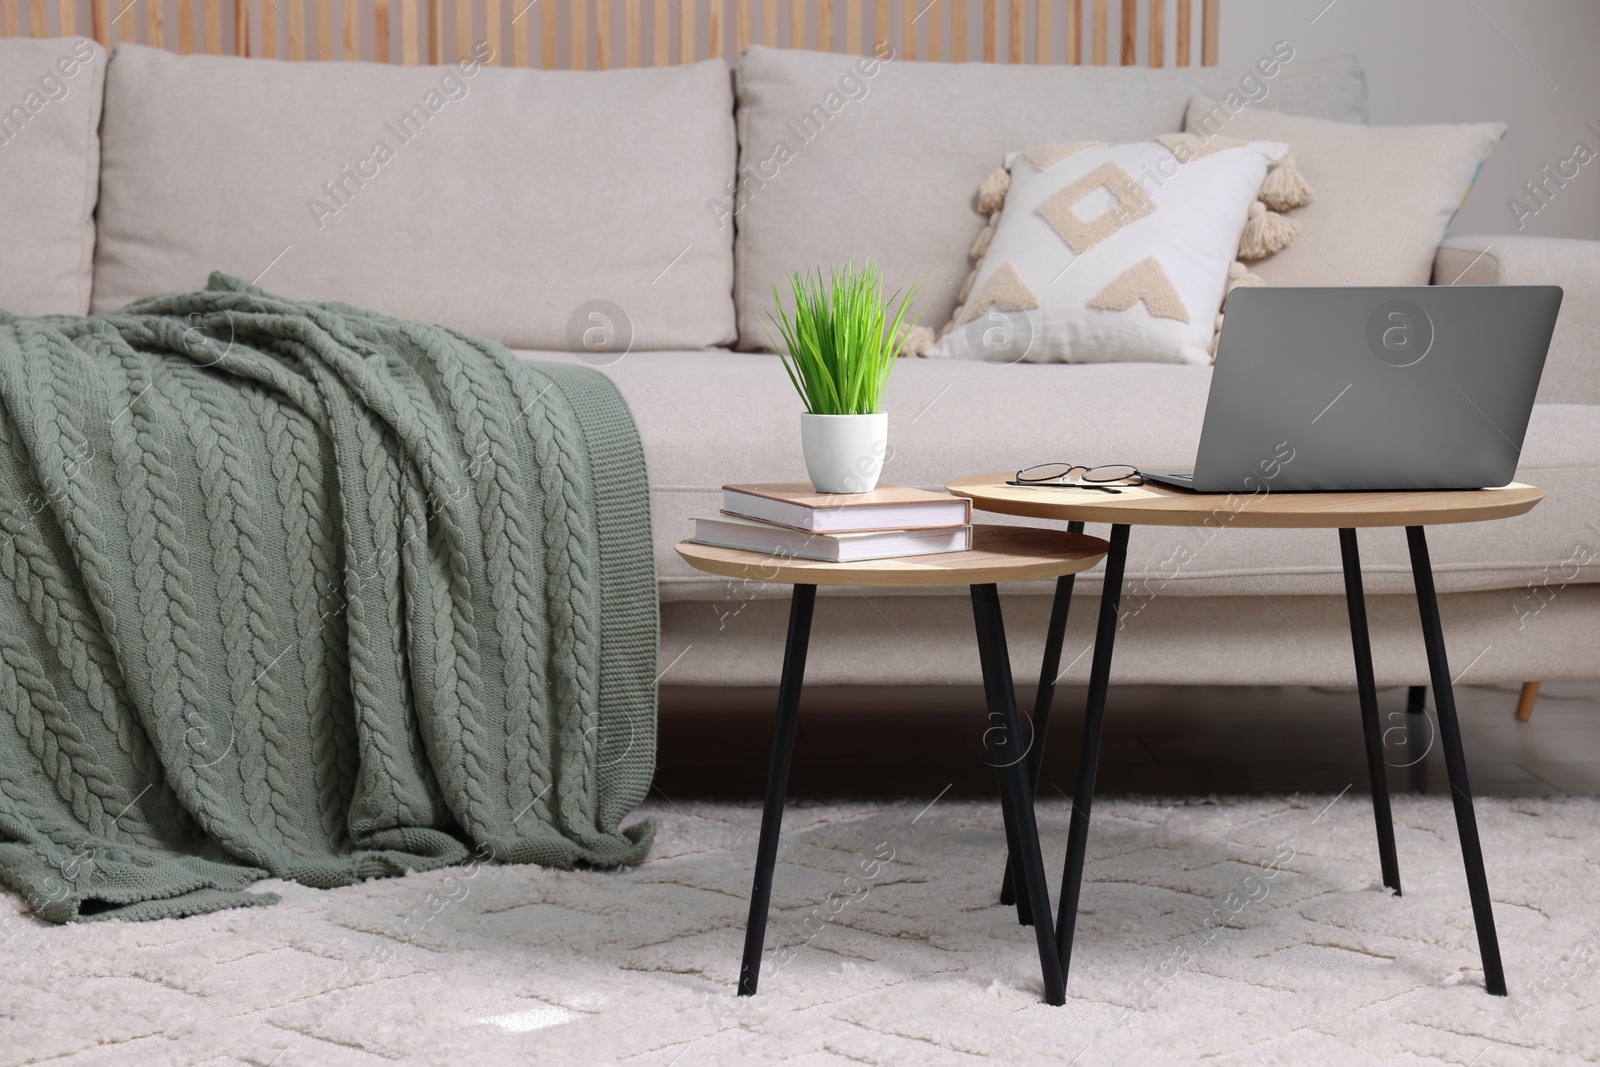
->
xmin=919 ymin=136 xmax=1313 ymax=365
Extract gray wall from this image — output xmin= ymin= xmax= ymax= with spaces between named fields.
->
xmin=1220 ymin=0 xmax=1600 ymax=240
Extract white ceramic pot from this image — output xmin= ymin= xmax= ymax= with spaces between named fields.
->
xmin=800 ymin=412 xmax=888 ymax=494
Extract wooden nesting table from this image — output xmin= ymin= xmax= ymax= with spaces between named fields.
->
xmin=676 ymin=523 xmax=1110 ymax=1006
xmin=946 ymin=475 xmax=1546 ymax=998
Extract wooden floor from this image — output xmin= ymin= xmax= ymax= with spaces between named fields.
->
xmin=655 ymin=682 xmax=1600 ymax=800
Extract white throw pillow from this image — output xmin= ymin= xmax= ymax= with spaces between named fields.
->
xmin=926 ymin=138 xmax=1288 ymax=366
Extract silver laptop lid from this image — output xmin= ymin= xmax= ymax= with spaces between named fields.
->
xmin=1192 ymin=286 xmax=1562 ymax=493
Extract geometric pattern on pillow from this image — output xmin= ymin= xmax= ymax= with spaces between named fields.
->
xmin=1153 ymin=132 xmax=1247 ymax=162
xmin=1023 ymin=141 xmax=1108 ymax=172
xmin=1090 ymin=256 xmax=1190 ymax=322
xmin=1036 ymin=161 xmax=1159 ymax=254
xmin=953 ymin=263 xmax=1039 ymax=325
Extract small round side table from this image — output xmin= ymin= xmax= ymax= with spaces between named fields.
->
xmin=676 ymin=523 xmax=1110 ymax=1007
xmin=947 ymin=474 xmax=1545 ymax=998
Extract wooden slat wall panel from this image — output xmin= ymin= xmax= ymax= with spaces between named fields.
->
xmin=379 ymin=0 xmax=396 ymax=60
xmin=260 ymin=0 xmax=275 ymax=54
xmin=0 ymin=0 xmax=1218 ymax=69
xmin=343 ymin=0 xmax=357 ymax=57
xmin=456 ymin=0 xmax=471 ymax=60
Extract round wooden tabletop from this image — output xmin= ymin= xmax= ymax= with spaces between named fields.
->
xmin=946 ymin=474 xmax=1544 ymax=530
xmin=674 ymin=524 xmax=1109 ymax=587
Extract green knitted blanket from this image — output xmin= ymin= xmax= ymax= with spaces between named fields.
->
xmin=0 ymin=274 xmax=656 ymax=922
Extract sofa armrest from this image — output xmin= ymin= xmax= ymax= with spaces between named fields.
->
xmin=1434 ymin=235 xmax=1600 ymax=405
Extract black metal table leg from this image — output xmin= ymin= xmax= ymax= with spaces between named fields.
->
xmin=971 ymin=583 xmax=1066 ymax=1005
xmin=1407 ymin=685 xmax=1427 ymax=715
xmin=1000 ymin=521 xmax=1086 ymax=909
xmin=1339 ymin=528 xmax=1402 ymax=896
xmin=1406 ymin=526 xmax=1507 ymax=996
xmin=974 ymin=585 xmax=1034 ymax=927
xmin=1055 ymin=523 xmax=1131 ymax=984
xmin=737 ymin=583 xmax=816 ymax=997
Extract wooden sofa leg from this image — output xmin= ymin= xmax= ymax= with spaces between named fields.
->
xmin=1514 ymin=682 xmax=1541 ymax=722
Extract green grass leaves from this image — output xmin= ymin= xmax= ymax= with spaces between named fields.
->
xmin=764 ymin=261 xmax=923 ymax=416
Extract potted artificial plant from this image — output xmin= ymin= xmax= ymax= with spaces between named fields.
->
xmin=766 ymin=261 xmax=922 ymax=494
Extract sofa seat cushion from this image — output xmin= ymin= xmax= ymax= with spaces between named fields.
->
xmin=0 ymin=37 xmax=105 ymax=316
xmin=731 ymin=46 xmax=1366 ymax=351
xmin=91 ymin=45 xmax=736 ymax=351
xmin=516 ymin=349 xmax=1600 ymax=606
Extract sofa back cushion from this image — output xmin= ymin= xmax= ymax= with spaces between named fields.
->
xmin=731 ymin=45 xmax=1366 ymax=349
xmin=0 ymin=37 xmax=105 ymax=316
xmin=1188 ymin=98 xmax=1505 ymax=287
xmin=92 ymin=45 xmax=737 ymax=351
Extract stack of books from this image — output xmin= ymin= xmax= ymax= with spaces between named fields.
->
xmin=692 ymin=483 xmax=974 ymax=563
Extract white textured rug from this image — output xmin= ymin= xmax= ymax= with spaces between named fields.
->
xmin=6 ymin=795 xmax=1600 ymax=1067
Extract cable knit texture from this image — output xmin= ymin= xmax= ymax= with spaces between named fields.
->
xmin=0 ymin=274 xmax=657 ymax=923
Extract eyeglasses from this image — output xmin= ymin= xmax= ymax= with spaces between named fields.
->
xmin=1008 ymin=463 xmax=1144 ymax=493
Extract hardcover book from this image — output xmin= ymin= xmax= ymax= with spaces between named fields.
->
xmin=692 ymin=514 xmax=973 ymax=563
xmin=721 ymin=483 xmax=972 ymax=533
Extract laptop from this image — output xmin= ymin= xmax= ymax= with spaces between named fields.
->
xmin=1141 ymin=285 xmax=1563 ymax=493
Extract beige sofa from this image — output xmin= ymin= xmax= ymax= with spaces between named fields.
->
xmin=4 ymin=37 xmax=1596 ymax=697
